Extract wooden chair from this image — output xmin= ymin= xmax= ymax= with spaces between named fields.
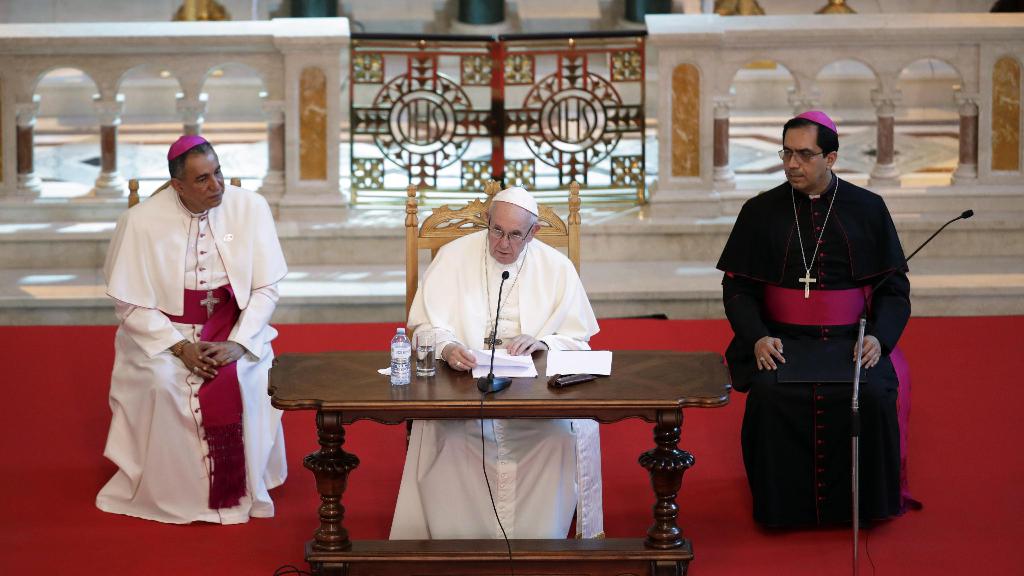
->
xmin=127 ymin=177 xmax=242 ymax=207
xmin=404 ymin=180 xmax=581 ymax=318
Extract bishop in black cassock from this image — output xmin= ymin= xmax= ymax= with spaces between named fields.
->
xmin=717 ymin=111 xmax=916 ymax=528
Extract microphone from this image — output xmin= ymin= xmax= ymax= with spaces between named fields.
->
xmin=478 ymin=270 xmax=511 ymax=394
xmin=869 ymin=208 xmax=974 ymax=297
xmin=848 ymin=209 xmax=971 ymax=576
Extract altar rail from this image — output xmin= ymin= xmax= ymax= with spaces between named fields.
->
xmin=1 ymin=15 xmax=1022 ymax=213
xmin=0 ymin=18 xmax=349 ymax=207
xmin=647 ymin=13 xmax=1024 ymax=202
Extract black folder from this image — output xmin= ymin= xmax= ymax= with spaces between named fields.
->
xmin=775 ymin=338 xmax=868 ymax=384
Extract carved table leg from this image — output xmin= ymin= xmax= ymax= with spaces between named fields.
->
xmin=639 ymin=409 xmax=694 ymax=549
xmin=303 ymin=411 xmax=360 ymax=552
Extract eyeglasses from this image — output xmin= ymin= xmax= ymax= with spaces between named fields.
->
xmin=778 ymin=149 xmax=826 ymax=163
xmin=488 ymin=226 xmax=527 ymax=244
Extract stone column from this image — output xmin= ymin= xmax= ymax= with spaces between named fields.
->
xmin=712 ymin=97 xmax=735 ymax=190
xmin=625 ymin=0 xmax=672 ymax=22
xmin=952 ymin=92 xmax=979 ymax=185
xmin=258 ymin=99 xmax=285 ymax=201
xmin=868 ymin=90 xmax=901 ymax=188
xmin=15 ymin=97 xmax=42 ymax=199
xmin=176 ymin=93 xmax=207 ymax=136
xmin=787 ymin=90 xmax=820 ymax=116
xmin=275 ymin=22 xmax=349 ymax=215
xmin=450 ymin=0 xmax=510 ymax=33
xmin=92 ymin=94 xmax=126 ymax=198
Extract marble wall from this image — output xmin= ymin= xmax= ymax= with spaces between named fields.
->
xmin=0 ymin=0 xmax=276 ymax=23
xmin=299 ymin=67 xmax=327 ymax=181
xmin=671 ymin=64 xmax=700 ymax=178
xmin=992 ymin=57 xmax=1021 ymax=172
xmin=0 ymin=18 xmax=348 ymax=204
xmin=649 ymin=13 xmax=1024 ymax=199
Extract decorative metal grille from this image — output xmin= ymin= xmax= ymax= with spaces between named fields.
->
xmin=352 ymin=158 xmax=384 ymax=189
xmin=505 ymin=159 xmax=536 ymax=188
xmin=461 ymin=160 xmax=492 ymax=190
xmin=353 ymin=53 xmax=384 ymax=84
xmin=350 ymin=31 xmax=647 ymax=205
xmin=611 ymin=155 xmax=644 ymax=187
xmin=461 ymin=55 xmax=493 ymax=86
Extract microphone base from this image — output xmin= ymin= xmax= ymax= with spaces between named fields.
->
xmin=477 ymin=375 xmax=511 ymax=394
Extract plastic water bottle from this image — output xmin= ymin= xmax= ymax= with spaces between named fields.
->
xmin=390 ymin=327 xmax=412 ymax=386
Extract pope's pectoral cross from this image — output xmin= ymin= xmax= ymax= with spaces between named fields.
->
xmin=200 ymin=290 xmax=220 ymax=318
xmin=799 ymin=272 xmax=817 ymax=299
xmin=484 ymin=319 xmax=503 ymax=350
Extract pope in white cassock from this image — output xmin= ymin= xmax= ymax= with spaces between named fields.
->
xmin=96 ymin=135 xmax=288 ymax=524
xmin=390 ymin=186 xmax=604 ymax=540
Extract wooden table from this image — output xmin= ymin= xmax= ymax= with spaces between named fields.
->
xmin=269 ymin=350 xmax=730 ymax=576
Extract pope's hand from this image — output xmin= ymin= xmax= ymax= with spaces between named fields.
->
xmin=855 ymin=335 xmax=882 ymax=369
xmin=200 ymin=341 xmax=245 ymax=367
xmin=505 ymin=334 xmax=544 ymax=356
xmin=754 ymin=336 xmax=785 ymax=371
xmin=442 ymin=343 xmax=477 ymax=372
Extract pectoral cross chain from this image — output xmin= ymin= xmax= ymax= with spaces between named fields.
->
xmin=200 ymin=290 xmax=220 ymax=318
xmin=799 ymin=272 xmax=817 ymax=299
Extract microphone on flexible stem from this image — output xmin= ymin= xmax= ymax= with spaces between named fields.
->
xmin=478 ymin=270 xmax=511 ymax=394
xmin=850 ymin=208 xmax=973 ymax=575
xmin=865 ymin=208 xmax=973 ymax=303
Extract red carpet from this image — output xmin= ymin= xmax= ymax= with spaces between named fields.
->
xmin=1 ymin=317 xmax=1021 ymax=575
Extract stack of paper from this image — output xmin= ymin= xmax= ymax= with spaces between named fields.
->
xmin=470 ymin=349 xmax=538 ymax=378
xmin=545 ymin=350 xmax=613 ymax=377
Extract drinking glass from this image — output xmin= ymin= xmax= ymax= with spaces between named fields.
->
xmin=415 ymin=330 xmax=436 ymax=377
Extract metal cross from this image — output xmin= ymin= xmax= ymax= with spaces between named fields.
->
xmin=200 ymin=290 xmax=220 ymax=318
xmin=484 ymin=335 xmax=503 ymax=350
xmin=799 ymin=272 xmax=817 ymax=299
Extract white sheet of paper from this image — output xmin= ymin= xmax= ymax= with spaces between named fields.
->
xmin=470 ymin=349 xmax=539 ymax=378
xmin=545 ymin=350 xmax=613 ymax=377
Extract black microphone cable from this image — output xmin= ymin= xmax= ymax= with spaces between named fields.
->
xmin=478 ymin=269 xmax=514 ymax=574
xmin=480 ymin=390 xmax=514 ymax=576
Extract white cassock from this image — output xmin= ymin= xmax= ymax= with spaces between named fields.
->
xmin=96 ymin=184 xmax=288 ymax=524
xmin=390 ymin=230 xmax=604 ymax=540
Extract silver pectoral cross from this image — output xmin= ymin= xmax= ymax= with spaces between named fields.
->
xmin=799 ymin=272 xmax=817 ymax=299
xmin=484 ymin=320 xmax=503 ymax=350
xmin=200 ymin=290 xmax=220 ymax=318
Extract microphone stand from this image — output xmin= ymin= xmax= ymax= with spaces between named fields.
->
xmin=851 ymin=317 xmax=866 ymax=576
xmin=849 ymin=208 xmax=972 ymax=575
xmin=478 ymin=271 xmax=511 ymax=394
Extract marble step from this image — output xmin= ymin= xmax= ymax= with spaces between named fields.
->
xmin=2 ymin=256 xmax=1021 ymax=326
xmin=1 ymin=206 xmax=1021 ymax=270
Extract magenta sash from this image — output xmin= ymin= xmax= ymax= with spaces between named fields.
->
xmin=164 ymin=287 xmax=231 ymax=325
xmin=165 ymin=286 xmax=246 ymax=510
xmin=764 ymin=285 xmax=916 ymax=511
xmin=764 ymin=285 xmax=866 ymax=326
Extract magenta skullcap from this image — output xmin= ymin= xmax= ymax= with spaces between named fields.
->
xmin=794 ymin=110 xmax=838 ymax=136
xmin=167 ymin=135 xmax=209 ymax=161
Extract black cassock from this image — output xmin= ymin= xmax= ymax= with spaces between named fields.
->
xmin=717 ymin=175 xmax=911 ymax=527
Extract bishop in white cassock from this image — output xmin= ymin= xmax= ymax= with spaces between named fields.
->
xmin=96 ymin=136 xmax=288 ymax=524
xmin=390 ymin=187 xmax=604 ymax=540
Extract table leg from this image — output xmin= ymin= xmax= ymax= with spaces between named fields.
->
xmin=303 ymin=411 xmax=360 ymax=552
xmin=639 ymin=409 xmax=694 ymax=549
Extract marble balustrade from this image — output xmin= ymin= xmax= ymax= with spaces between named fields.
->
xmin=648 ymin=13 xmax=1024 ymax=203
xmin=1 ymin=14 xmax=1023 ymax=212
xmin=0 ymin=18 xmax=349 ymax=208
